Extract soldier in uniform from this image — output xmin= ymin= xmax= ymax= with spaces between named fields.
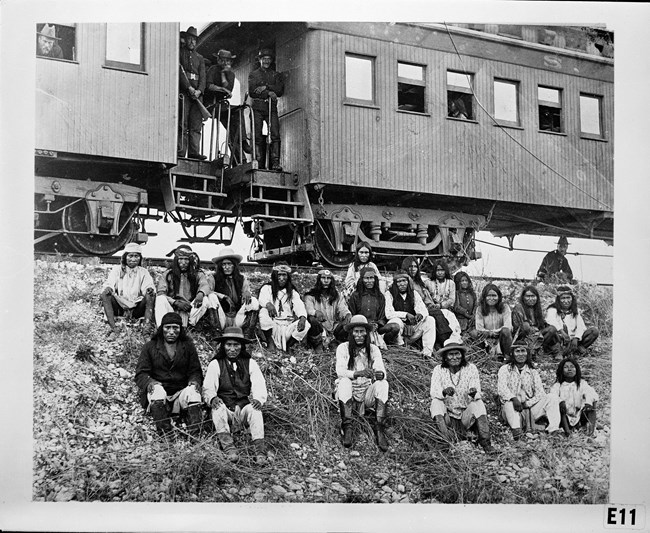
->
xmin=537 ymin=236 xmax=574 ymax=283
xmin=248 ymin=48 xmax=284 ymax=170
xmin=178 ymin=26 xmax=206 ymax=160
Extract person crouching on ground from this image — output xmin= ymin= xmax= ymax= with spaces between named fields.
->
xmin=134 ymin=312 xmax=204 ymax=438
xmin=304 ymin=269 xmax=352 ymax=353
xmin=429 ymin=340 xmax=495 ymax=453
xmin=550 ymin=357 xmax=599 ymax=437
xmin=258 ymin=261 xmax=310 ymax=352
xmin=100 ymin=242 xmax=155 ymax=338
xmin=512 ymin=285 xmax=562 ymax=359
xmin=384 ymin=270 xmax=437 ymax=357
xmin=335 ymin=315 xmax=389 ymax=451
xmin=474 ymin=283 xmax=513 ymax=359
xmin=497 ymin=343 xmax=562 ymax=441
xmin=203 ymin=327 xmax=268 ymax=464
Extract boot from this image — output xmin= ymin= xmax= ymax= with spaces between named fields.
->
xmin=434 ymin=415 xmax=451 ymax=443
xmin=263 ymin=330 xmax=277 ymax=352
xmin=252 ymin=438 xmax=267 ymax=465
xmin=560 ymin=412 xmax=572 ymax=437
xmin=150 ymin=400 xmax=173 ymax=437
xmin=374 ymin=400 xmax=390 ymax=452
xmin=100 ymin=292 xmax=117 ymax=330
xmin=185 ymin=402 xmax=203 ymax=437
xmin=285 ymin=336 xmax=299 ymax=351
xmin=208 ymin=308 xmax=222 ymax=337
xmin=308 ymin=334 xmax=324 ymax=353
xmin=270 ymin=141 xmax=282 ymax=171
xmin=142 ymin=294 xmax=156 ymax=337
xmin=255 ymin=143 xmax=265 ymax=168
xmin=339 ymin=400 xmax=354 ymax=448
xmin=511 ymin=427 xmax=524 ymax=441
xmin=475 ymin=415 xmax=495 ymax=453
xmin=216 ymin=432 xmax=239 ymax=462
xmin=242 ymin=311 xmax=258 ymax=341
xmin=585 ymin=408 xmax=597 ymax=436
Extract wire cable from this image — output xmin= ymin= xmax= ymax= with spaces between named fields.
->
xmin=474 ymin=237 xmax=613 ymax=257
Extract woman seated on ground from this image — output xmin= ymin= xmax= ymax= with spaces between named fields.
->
xmin=428 ymin=260 xmax=456 ymax=312
xmin=429 ymin=340 xmax=494 ymax=453
xmin=452 ymin=271 xmax=477 ymax=336
xmin=544 ymin=285 xmax=599 ymax=357
xmin=550 ymin=357 xmax=598 ymax=436
xmin=512 ymin=285 xmax=562 ymax=359
xmin=343 ymin=242 xmax=385 ymax=300
xmin=497 ymin=343 xmax=561 ymax=441
xmin=474 ymin=283 xmax=513 ymax=358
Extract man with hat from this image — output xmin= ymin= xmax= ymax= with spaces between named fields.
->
xmin=335 ymin=314 xmax=390 ymax=451
xmin=203 ymin=326 xmax=268 ymax=464
xmin=155 ymin=244 xmax=220 ymax=331
xmin=248 ymin=48 xmax=284 ymax=171
xmin=100 ymin=242 xmax=155 ymax=337
xmin=537 ymin=235 xmax=574 ymax=283
xmin=209 ymin=246 xmax=260 ymax=338
xmin=178 ymin=26 xmax=207 ymax=160
xmin=304 ymin=269 xmax=352 ymax=353
xmin=497 ymin=342 xmax=562 ymax=440
xmin=429 ymin=339 xmax=495 ymax=453
xmin=135 ymin=312 xmax=204 ymax=438
xmin=384 ymin=270 xmax=438 ymax=357
xmin=258 ymin=261 xmax=310 ymax=352
xmin=37 ymin=24 xmax=63 ymax=59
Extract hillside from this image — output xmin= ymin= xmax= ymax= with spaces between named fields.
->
xmin=33 ymin=258 xmax=612 ymax=504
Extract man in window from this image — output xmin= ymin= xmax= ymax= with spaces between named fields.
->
xmin=36 ymin=24 xmax=63 ymax=59
xmin=178 ymin=26 xmax=206 ymax=160
xmin=248 ymin=48 xmax=284 ymax=171
xmin=536 ymin=236 xmax=574 ymax=283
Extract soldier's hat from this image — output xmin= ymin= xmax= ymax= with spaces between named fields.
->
xmin=184 ymin=26 xmax=199 ymax=38
xmin=214 ymin=49 xmax=236 ymax=60
xmin=258 ymin=48 xmax=275 ymax=59
xmin=37 ymin=24 xmax=61 ymax=40
xmin=557 ymin=235 xmax=570 ymax=246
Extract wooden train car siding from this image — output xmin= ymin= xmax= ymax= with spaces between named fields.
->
xmin=35 ymin=23 xmax=177 ymax=164
xmin=302 ymin=24 xmax=612 ymax=213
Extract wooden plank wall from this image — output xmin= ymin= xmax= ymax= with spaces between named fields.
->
xmin=35 ymin=23 xmax=177 ymax=164
xmin=308 ymin=28 xmax=613 ymax=212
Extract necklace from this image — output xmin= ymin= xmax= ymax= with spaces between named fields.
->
xmin=449 ymin=367 xmax=462 ymax=387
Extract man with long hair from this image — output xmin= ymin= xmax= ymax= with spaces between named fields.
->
xmin=304 ymin=269 xmax=351 ymax=352
xmin=550 ymin=357 xmax=599 ymax=436
xmin=474 ymin=282 xmax=513 ymax=358
xmin=154 ymin=245 xmax=220 ymax=332
xmin=335 ymin=315 xmax=389 ymax=451
xmin=258 ymin=261 xmax=310 ymax=352
xmin=512 ymin=285 xmax=562 ymax=359
xmin=100 ymin=242 xmax=155 ymax=338
xmin=203 ymin=327 xmax=268 ymax=464
xmin=134 ymin=312 xmax=204 ymax=438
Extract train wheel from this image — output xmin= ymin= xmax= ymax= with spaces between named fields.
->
xmin=313 ymin=221 xmax=355 ymax=268
xmin=63 ymin=201 xmax=136 ymax=256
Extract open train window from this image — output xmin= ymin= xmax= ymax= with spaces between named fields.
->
xmin=105 ymin=23 xmax=145 ymax=73
xmin=580 ymin=93 xmax=604 ymax=139
xmin=494 ymin=79 xmax=520 ymax=126
xmin=397 ymin=62 xmax=426 ymax=113
xmin=345 ymin=54 xmax=375 ymax=105
xmin=447 ymin=70 xmax=474 ymax=120
xmin=497 ymin=25 xmax=523 ymax=40
xmin=538 ymin=86 xmax=563 ymax=133
xmin=36 ymin=23 xmax=76 ymax=61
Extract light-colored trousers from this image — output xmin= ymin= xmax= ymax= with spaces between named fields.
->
xmin=259 ymin=309 xmax=311 ymax=350
xmin=336 ymin=378 xmax=389 ymax=405
xmin=211 ymin=403 xmax=264 ymax=440
xmin=217 ymin=297 xmax=260 ymax=329
xmin=396 ymin=315 xmax=437 ymax=356
xmin=430 ymin=398 xmax=487 ymax=429
xmin=501 ymin=394 xmax=561 ymax=432
xmin=155 ymin=293 xmax=220 ymax=327
xmin=147 ymin=384 xmax=201 ymax=414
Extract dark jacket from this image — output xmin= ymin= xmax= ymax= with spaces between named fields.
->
xmin=216 ymin=358 xmax=251 ymax=410
xmin=537 ymin=250 xmax=573 ymax=281
xmin=348 ymin=291 xmax=388 ymax=327
xmin=134 ymin=337 xmax=203 ymax=407
xmin=179 ymin=48 xmax=206 ymax=96
xmin=205 ymin=64 xmax=235 ymax=106
xmin=248 ymin=67 xmax=284 ymax=106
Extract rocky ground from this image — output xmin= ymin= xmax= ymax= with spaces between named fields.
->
xmin=33 ymin=258 xmax=612 ymax=503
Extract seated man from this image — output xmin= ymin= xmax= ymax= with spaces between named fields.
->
xmin=551 ymin=358 xmax=599 ymax=437
xmin=335 ymin=315 xmax=389 ymax=452
xmin=100 ymin=243 xmax=155 ymax=337
xmin=258 ymin=261 xmax=310 ymax=352
xmin=429 ymin=340 xmax=495 ymax=453
xmin=497 ymin=343 xmax=562 ymax=440
xmin=203 ymin=327 xmax=268 ymax=464
xmin=347 ymin=266 xmax=401 ymax=349
xmin=154 ymin=245 xmax=220 ymax=332
xmin=134 ymin=312 xmax=204 ymax=438
xmin=384 ymin=270 xmax=437 ymax=357
xmin=304 ymin=269 xmax=352 ymax=352
xmin=537 ymin=235 xmax=574 ymax=283
xmin=209 ymin=247 xmax=260 ymax=339
xmin=512 ymin=285 xmax=562 ymax=359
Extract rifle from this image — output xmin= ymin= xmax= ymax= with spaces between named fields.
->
xmin=180 ymin=64 xmax=211 ymax=121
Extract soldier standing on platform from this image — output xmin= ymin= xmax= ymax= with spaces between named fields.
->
xmin=178 ymin=26 xmax=206 ymax=160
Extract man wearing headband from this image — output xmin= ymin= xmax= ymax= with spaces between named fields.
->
xmin=135 ymin=312 xmax=204 ymax=438
xmin=155 ymin=245 xmax=220 ymax=332
xmin=304 ymin=269 xmax=352 ymax=352
xmin=258 ymin=261 xmax=310 ymax=352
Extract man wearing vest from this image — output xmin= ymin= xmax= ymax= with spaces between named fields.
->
xmin=203 ymin=327 xmax=268 ymax=464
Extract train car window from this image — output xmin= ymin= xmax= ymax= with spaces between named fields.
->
xmin=105 ymin=23 xmax=145 ymax=72
xmin=497 ymin=25 xmax=523 ymax=40
xmin=345 ymin=54 xmax=375 ymax=104
xmin=36 ymin=23 xmax=76 ymax=61
xmin=494 ymin=79 xmax=519 ymax=125
xmin=397 ymin=62 xmax=425 ymax=113
xmin=447 ymin=70 xmax=474 ymax=120
xmin=580 ymin=94 xmax=603 ymax=138
xmin=538 ymin=86 xmax=563 ymax=133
